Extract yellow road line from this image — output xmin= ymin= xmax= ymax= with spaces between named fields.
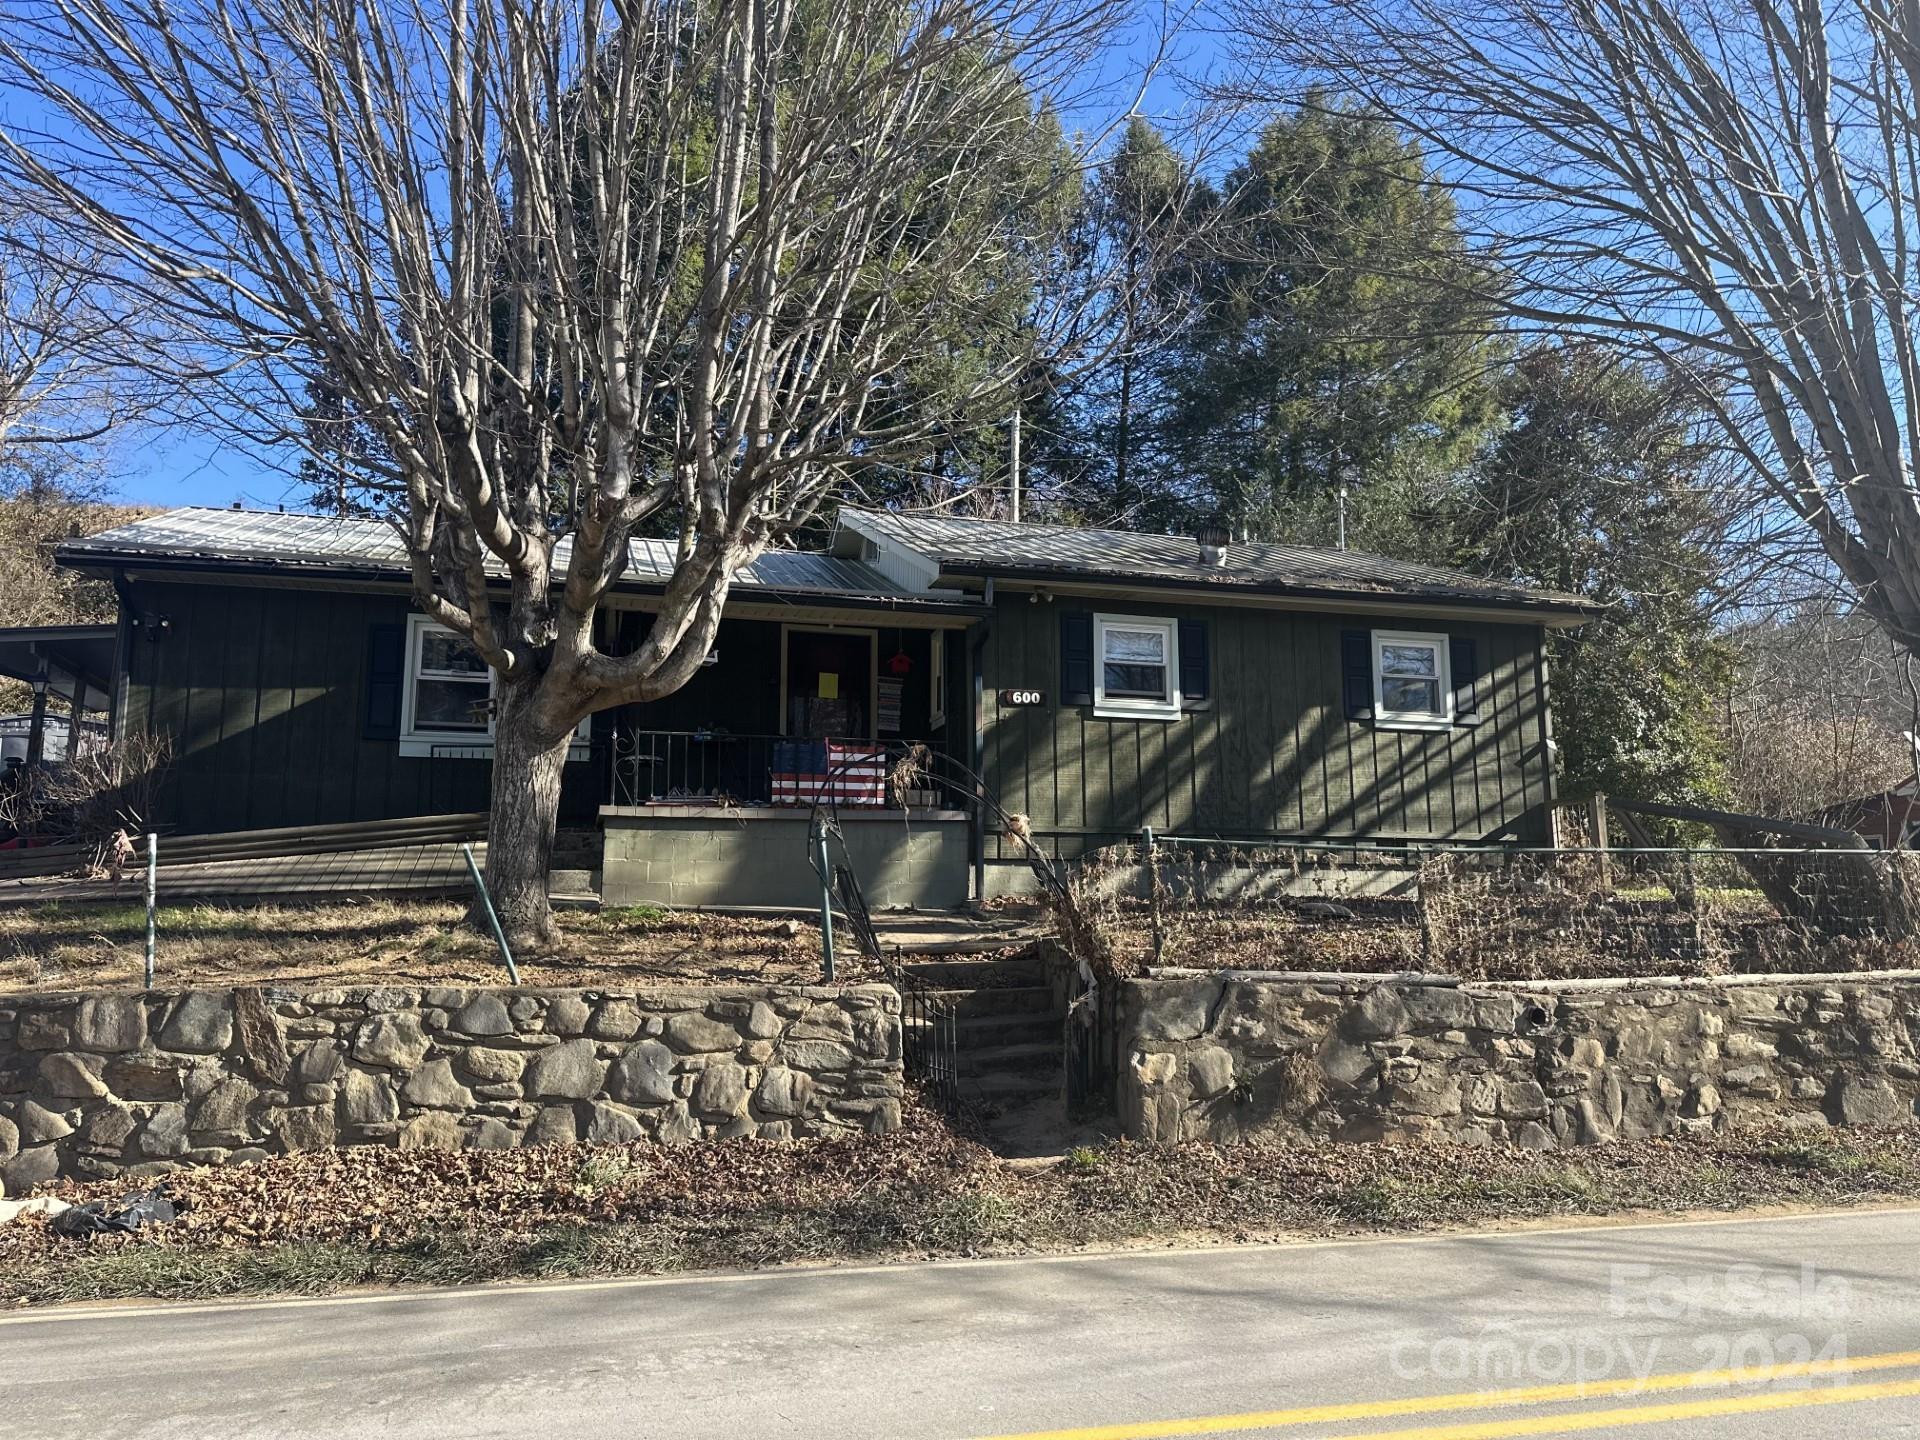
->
xmin=1326 ymin=1376 xmax=1920 ymax=1440
xmin=975 ymin=1347 xmax=1920 ymax=1440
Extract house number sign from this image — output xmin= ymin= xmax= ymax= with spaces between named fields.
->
xmin=998 ymin=688 xmax=1046 ymax=707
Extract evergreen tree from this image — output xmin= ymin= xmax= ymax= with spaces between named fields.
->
xmin=1080 ymin=117 xmax=1187 ymax=526
xmin=1157 ymin=101 xmax=1501 ymax=539
xmin=1463 ymin=344 xmax=1735 ymax=809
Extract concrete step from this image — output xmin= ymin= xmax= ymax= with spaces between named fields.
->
xmin=959 ymin=1071 xmax=1060 ymax=1106
xmin=901 ymin=957 xmax=1046 ymax=989
xmin=549 ymin=868 xmax=601 ymax=913
xmin=957 ymin=1040 xmax=1063 ymax=1077
xmin=956 ymin=1012 xmax=1064 ymax=1049
xmin=922 ymin=984 xmax=1058 ymax=1019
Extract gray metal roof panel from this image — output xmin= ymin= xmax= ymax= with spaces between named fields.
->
xmin=57 ymin=507 xmax=971 ymax=609
xmin=837 ymin=508 xmax=1597 ymax=613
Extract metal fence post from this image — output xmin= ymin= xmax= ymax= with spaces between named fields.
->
xmin=1590 ymin=792 xmax=1612 ymax=890
xmin=813 ymin=816 xmax=836 ymax=982
xmin=1142 ymin=826 xmax=1164 ymax=965
xmin=143 ymin=832 xmax=158 ymax=989
xmin=462 ymin=844 xmax=521 ymax=984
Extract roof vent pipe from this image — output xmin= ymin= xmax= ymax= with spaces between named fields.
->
xmin=1195 ymin=520 xmax=1231 ymax=568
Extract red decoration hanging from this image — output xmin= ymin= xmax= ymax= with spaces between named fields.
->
xmin=887 ymin=651 xmax=914 ymax=675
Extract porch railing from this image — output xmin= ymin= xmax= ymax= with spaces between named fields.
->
xmin=609 ymin=728 xmax=953 ymax=810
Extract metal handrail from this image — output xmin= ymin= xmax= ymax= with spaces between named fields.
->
xmin=608 ymin=727 xmax=951 ymax=809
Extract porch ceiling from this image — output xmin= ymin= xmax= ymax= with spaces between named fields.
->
xmin=0 ymin=624 xmax=116 ymax=711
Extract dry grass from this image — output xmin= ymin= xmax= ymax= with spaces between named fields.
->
xmin=0 ymin=899 xmax=875 ymax=994
xmin=1066 ymin=844 xmax=1920 ymax=981
xmin=4 ymin=1110 xmax=1918 ymax=1308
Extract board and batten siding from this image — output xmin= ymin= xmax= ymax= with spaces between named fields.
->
xmin=120 ymin=580 xmax=600 ymax=835
xmin=977 ymin=595 xmax=1554 ymax=859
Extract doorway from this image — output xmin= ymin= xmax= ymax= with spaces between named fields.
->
xmin=782 ymin=627 xmax=876 ymax=738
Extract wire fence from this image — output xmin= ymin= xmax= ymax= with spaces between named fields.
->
xmin=1058 ymin=835 xmax=1920 ymax=981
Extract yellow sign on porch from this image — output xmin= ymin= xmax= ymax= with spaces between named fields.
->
xmin=818 ymin=672 xmax=840 ymax=700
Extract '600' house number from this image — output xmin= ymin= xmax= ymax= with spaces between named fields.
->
xmin=998 ymin=688 xmax=1046 ymax=707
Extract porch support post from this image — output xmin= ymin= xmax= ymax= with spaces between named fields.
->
xmin=23 ymin=661 xmax=49 ymax=769
xmin=969 ymin=579 xmax=994 ymax=903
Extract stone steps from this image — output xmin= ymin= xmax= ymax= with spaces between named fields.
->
xmin=923 ymin=984 xmax=1058 ymax=1019
xmin=903 ymin=955 xmax=1064 ymax=1119
xmin=959 ymin=1070 xmax=1060 ymax=1106
xmin=956 ymin=1011 xmax=1063 ymax=1049
xmin=957 ymin=1039 xmax=1062 ymax=1077
xmin=902 ymin=957 xmax=1047 ymax=990
xmin=548 ymin=867 xmax=601 ymax=912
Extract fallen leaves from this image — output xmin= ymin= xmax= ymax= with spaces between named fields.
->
xmin=5 ymin=1104 xmax=1918 ymax=1312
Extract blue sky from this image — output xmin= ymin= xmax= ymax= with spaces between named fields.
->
xmin=96 ymin=12 xmax=1232 ymax=511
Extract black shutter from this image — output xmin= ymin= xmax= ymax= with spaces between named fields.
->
xmin=1060 ymin=612 xmax=1094 ymax=706
xmin=1178 ymin=618 xmax=1209 ymax=703
xmin=1450 ymin=637 xmax=1482 ymax=723
xmin=1341 ymin=630 xmax=1374 ymax=721
xmin=364 ymin=623 xmax=406 ymax=740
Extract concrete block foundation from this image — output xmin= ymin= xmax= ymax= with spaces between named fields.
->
xmin=600 ymin=806 xmax=970 ymax=910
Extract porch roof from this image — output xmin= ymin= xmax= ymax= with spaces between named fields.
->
xmin=56 ymin=507 xmax=984 ymax=618
xmin=0 ymin=624 xmax=117 ymax=713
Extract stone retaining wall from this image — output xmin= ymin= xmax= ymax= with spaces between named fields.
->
xmin=1121 ymin=969 xmax=1920 ymax=1147
xmin=0 ymin=982 xmax=902 ymax=1192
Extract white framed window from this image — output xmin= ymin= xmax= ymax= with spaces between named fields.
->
xmin=1372 ymin=630 xmax=1452 ymax=730
xmin=400 ymin=614 xmax=587 ymax=759
xmin=1094 ymin=613 xmax=1181 ymax=720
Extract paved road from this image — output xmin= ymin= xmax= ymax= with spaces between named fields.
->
xmin=6 ymin=1208 xmax=1920 ymax=1440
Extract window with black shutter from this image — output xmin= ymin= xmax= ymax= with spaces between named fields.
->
xmin=1449 ymin=637 xmax=1483 ymax=724
xmin=1178 ymin=618 xmax=1210 ymax=706
xmin=363 ymin=623 xmax=406 ymax=739
xmin=1060 ymin=612 xmax=1094 ymax=706
xmin=1340 ymin=630 xmax=1374 ymax=722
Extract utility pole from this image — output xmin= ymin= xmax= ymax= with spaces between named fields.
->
xmin=1009 ymin=406 xmax=1022 ymax=522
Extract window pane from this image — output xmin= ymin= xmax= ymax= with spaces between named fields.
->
xmin=1104 ymin=662 xmax=1168 ymax=699
xmin=419 ymin=629 xmax=487 ymax=676
xmin=414 ymin=676 xmax=489 ymax=729
xmin=1379 ymin=643 xmax=1437 ymax=678
xmin=1381 ymin=676 xmax=1442 ymax=716
xmin=1103 ymin=627 xmax=1166 ymax=665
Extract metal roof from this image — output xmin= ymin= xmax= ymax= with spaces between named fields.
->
xmin=56 ymin=507 xmax=978 ymax=613
xmin=835 ymin=508 xmax=1599 ymax=617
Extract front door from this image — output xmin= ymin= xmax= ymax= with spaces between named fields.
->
xmin=784 ymin=628 xmax=874 ymax=738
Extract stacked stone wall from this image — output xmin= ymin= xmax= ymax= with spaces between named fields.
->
xmin=1121 ymin=969 xmax=1920 ymax=1146
xmin=0 ymin=983 xmax=902 ymax=1192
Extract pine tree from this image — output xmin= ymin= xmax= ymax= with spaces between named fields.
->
xmin=1157 ymin=101 xmax=1501 ymax=540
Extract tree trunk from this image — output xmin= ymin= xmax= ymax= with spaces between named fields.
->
xmin=483 ymin=689 xmax=571 ymax=953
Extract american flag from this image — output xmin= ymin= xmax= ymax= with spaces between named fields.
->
xmin=770 ymin=741 xmax=889 ymax=805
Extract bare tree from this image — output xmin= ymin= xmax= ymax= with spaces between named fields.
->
xmin=0 ymin=204 xmax=161 ymax=468
xmin=1725 ymin=602 xmax=1915 ymax=816
xmin=1222 ymin=0 xmax=1920 ymax=654
xmin=0 ymin=0 xmax=1128 ymax=946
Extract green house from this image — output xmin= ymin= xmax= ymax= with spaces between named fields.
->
xmin=48 ymin=506 xmax=1594 ymax=908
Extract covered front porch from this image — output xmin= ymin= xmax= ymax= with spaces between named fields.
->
xmin=0 ymin=624 xmax=116 ymax=769
xmin=596 ymin=607 xmax=978 ymax=911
